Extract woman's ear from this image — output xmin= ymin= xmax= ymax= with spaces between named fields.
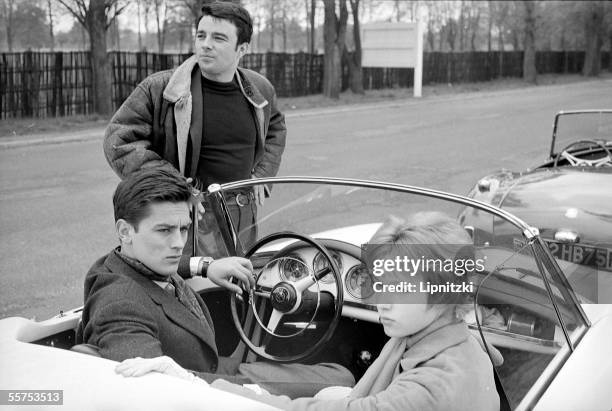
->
xmin=116 ymin=219 xmax=134 ymax=245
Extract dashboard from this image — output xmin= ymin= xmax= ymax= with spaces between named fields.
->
xmin=252 ymin=239 xmax=380 ymax=320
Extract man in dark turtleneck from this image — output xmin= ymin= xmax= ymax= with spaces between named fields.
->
xmin=103 ymin=1 xmax=286 ymax=287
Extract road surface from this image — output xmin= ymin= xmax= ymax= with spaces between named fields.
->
xmin=1 ymin=79 xmax=611 ymax=319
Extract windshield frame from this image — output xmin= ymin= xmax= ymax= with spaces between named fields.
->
xmin=549 ymin=109 xmax=612 ymax=159
xmin=206 ymin=176 xmax=590 ymax=341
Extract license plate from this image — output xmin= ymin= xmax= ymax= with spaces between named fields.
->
xmin=545 ymin=240 xmax=612 ymax=272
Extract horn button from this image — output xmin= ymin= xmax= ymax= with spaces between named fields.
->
xmin=270 ymin=282 xmax=298 ymax=313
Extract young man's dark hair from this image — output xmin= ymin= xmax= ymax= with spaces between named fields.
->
xmin=113 ymin=168 xmax=192 ymax=228
xmin=199 ymin=1 xmax=253 ymax=45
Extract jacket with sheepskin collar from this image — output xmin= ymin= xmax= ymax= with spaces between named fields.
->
xmin=104 ymin=55 xmax=286 ymax=182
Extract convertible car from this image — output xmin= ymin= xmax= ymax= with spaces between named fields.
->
xmin=460 ymin=109 xmax=612 ymax=305
xmin=1 ymin=177 xmax=611 ymax=410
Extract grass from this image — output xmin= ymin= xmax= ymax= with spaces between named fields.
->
xmin=1 ymin=72 xmax=610 ymax=139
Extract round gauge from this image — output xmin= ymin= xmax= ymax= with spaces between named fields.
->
xmin=279 ymin=255 xmax=309 ymax=282
xmin=346 ymin=264 xmax=374 ymax=299
xmin=313 ymin=251 xmax=343 ymax=283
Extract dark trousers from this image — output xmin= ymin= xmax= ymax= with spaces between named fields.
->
xmin=197 ymin=357 xmax=355 ymax=399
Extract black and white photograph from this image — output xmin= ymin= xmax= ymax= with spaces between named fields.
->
xmin=1 ymin=0 xmax=611 ymax=410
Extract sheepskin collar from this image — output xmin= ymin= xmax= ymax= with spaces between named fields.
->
xmin=162 ymin=55 xmax=267 ymax=109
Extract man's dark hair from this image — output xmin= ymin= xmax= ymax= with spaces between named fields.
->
xmin=113 ymin=168 xmax=193 ymax=229
xmin=198 ymin=1 xmax=253 ymax=46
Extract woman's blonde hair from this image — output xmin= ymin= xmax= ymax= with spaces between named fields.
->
xmin=365 ymin=212 xmax=474 ymax=306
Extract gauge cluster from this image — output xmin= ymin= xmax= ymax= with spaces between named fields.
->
xmin=278 ymin=255 xmax=310 ymax=282
xmin=255 ymin=245 xmax=376 ymax=308
xmin=345 ymin=264 xmax=374 ymax=300
xmin=312 ymin=250 xmax=343 ymax=283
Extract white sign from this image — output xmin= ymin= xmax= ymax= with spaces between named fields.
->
xmin=361 ymin=22 xmax=424 ymax=97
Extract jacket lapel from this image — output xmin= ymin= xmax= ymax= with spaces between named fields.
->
xmin=163 ymin=55 xmax=198 ymax=176
xmin=105 ymin=253 xmax=218 ymax=355
xmin=188 ymin=69 xmax=203 ymax=178
xmin=236 ymin=69 xmax=268 ymax=165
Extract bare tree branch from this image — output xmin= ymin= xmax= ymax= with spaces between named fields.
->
xmin=106 ymin=2 xmax=129 ymax=28
xmin=55 ymin=0 xmax=87 ymax=26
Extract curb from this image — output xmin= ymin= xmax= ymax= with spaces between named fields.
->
xmin=0 ymin=129 xmax=105 ymax=150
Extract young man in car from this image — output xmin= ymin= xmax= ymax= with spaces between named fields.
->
xmin=82 ymin=169 xmax=354 ymax=394
xmin=103 ymin=1 xmax=286 ymax=277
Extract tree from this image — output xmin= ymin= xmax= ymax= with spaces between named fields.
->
xmin=522 ymin=0 xmax=537 ymax=83
xmin=308 ymin=0 xmax=316 ymax=53
xmin=346 ymin=0 xmax=363 ymax=94
xmin=0 ymin=0 xmax=16 ymax=51
xmin=424 ymin=1 xmax=444 ymax=51
xmin=47 ymin=0 xmax=55 ymax=51
xmin=4 ymin=1 xmax=52 ymax=50
xmin=268 ymin=0 xmax=276 ymax=51
xmin=322 ymin=0 xmax=348 ymax=99
xmin=137 ymin=0 xmax=142 ymax=50
xmin=438 ymin=2 xmax=458 ymax=52
xmin=458 ymin=0 xmax=466 ymax=50
xmin=153 ymin=0 xmax=169 ymax=53
xmin=486 ymin=0 xmax=493 ymax=51
xmin=466 ymin=1 xmax=483 ymax=51
xmin=489 ymin=1 xmax=510 ymax=76
xmin=56 ymin=0 xmax=127 ymax=115
xmin=582 ymin=1 xmax=605 ymax=76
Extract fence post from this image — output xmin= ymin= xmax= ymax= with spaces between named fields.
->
xmin=22 ymin=51 xmax=33 ymax=117
xmin=0 ymin=54 xmax=7 ymax=118
xmin=51 ymin=52 xmax=64 ymax=116
xmin=136 ymin=51 xmax=142 ymax=83
xmin=263 ymin=52 xmax=271 ymax=79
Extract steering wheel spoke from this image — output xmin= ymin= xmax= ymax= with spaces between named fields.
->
xmin=253 ymin=286 xmax=271 ymax=299
xmin=294 ymin=275 xmax=316 ymax=293
xmin=230 ymin=231 xmax=344 ymax=362
xmin=555 ymin=139 xmax=612 ymax=167
xmin=266 ymin=309 xmax=285 ymax=334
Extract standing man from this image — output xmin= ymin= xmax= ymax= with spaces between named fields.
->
xmin=103 ymin=2 xmax=286 ymax=278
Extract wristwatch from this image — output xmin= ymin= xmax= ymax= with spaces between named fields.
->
xmin=190 ymin=256 xmax=214 ymax=277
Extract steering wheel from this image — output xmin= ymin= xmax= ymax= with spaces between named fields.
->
xmin=553 ymin=139 xmax=612 ymax=167
xmin=230 ymin=232 xmax=344 ymax=362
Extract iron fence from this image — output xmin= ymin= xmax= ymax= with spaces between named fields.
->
xmin=0 ymin=50 xmax=608 ymax=119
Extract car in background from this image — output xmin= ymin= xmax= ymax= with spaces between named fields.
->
xmin=2 ymin=176 xmax=612 ymax=410
xmin=460 ymin=110 xmax=612 ymax=304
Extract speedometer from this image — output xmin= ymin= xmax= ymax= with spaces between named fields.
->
xmin=346 ymin=264 xmax=374 ymax=299
xmin=313 ymin=251 xmax=343 ymax=283
xmin=279 ymin=255 xmax=309 ymax=282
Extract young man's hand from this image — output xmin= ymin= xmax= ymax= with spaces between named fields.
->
xmin=207 ymin=257 xmax=255 ymax=294
xmin=115 ymin=356 xmax=205 ymax=384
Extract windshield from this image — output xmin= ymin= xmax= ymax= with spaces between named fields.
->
xmin=550 ymin=110 xmax=612 ymax=158
xmin=201 ymin=177 xmax=588 ymax=408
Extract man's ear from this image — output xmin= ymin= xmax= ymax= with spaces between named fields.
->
xmin=237 ymin=42 xmax=249 ymax=57
xmin=116 ymin=219 xmax=135 ymax=245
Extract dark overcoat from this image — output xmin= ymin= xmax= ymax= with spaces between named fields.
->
xmin=81 ymin=251 xmax=220 ymax=373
